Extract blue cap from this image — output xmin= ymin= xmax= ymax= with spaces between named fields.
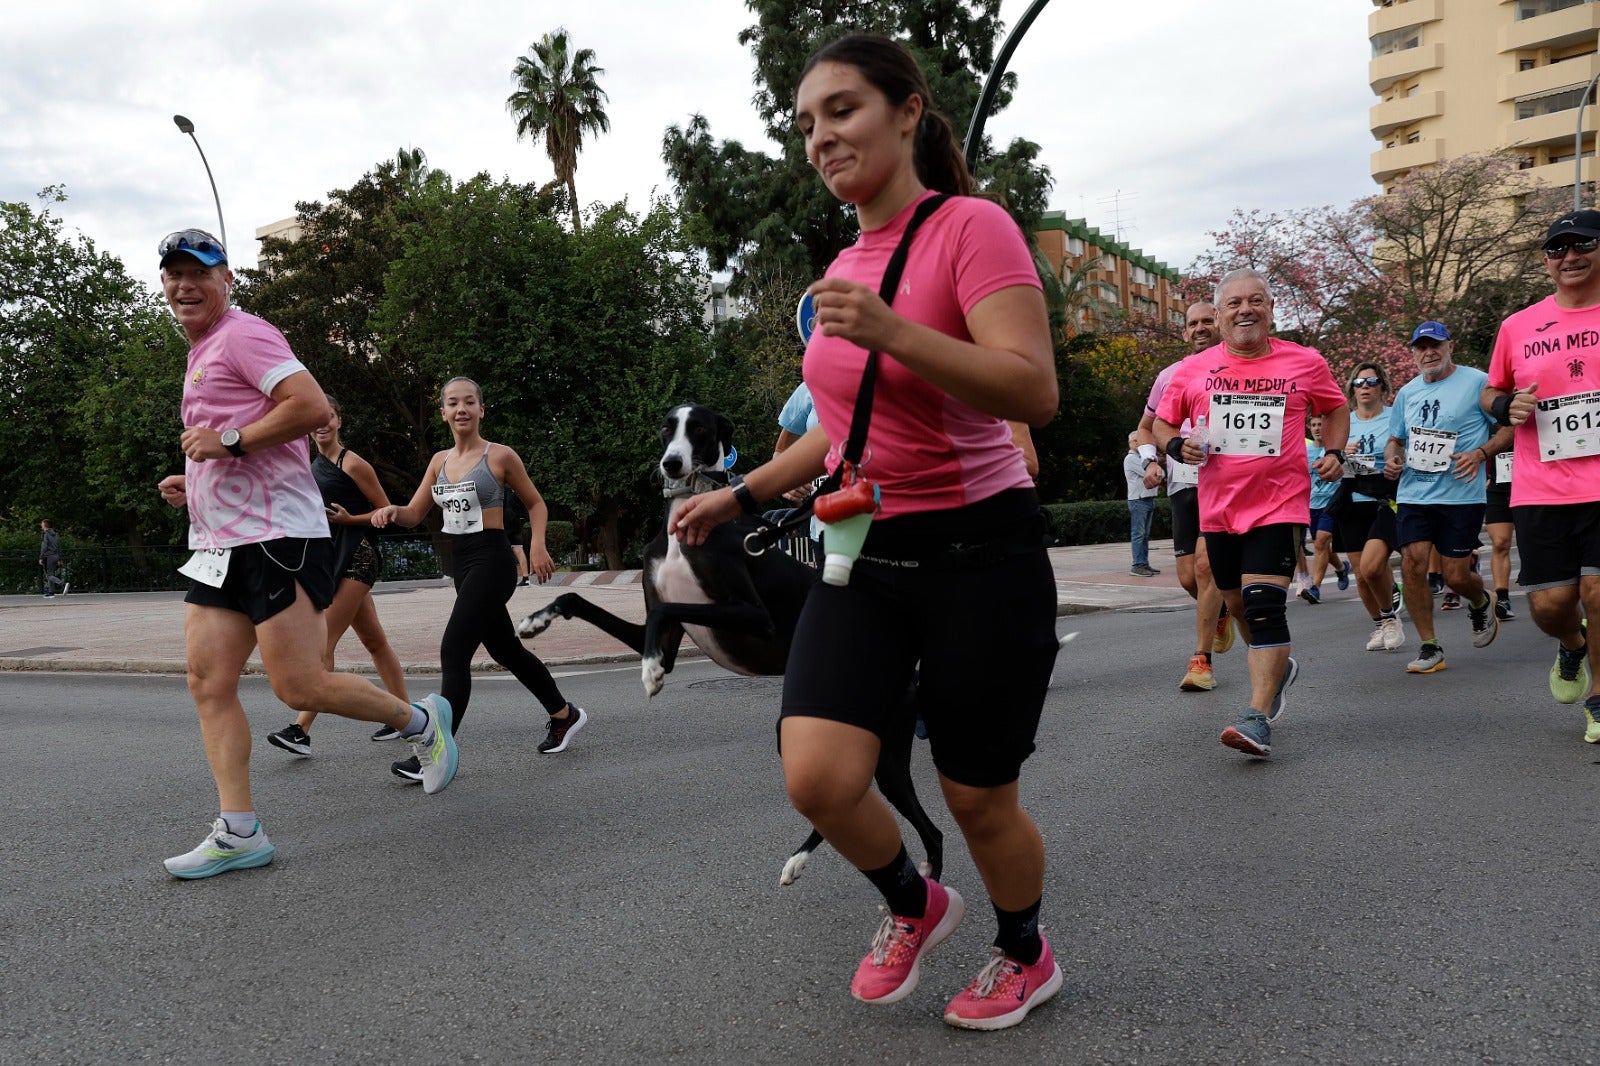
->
xmin=158 ymin=229 xmax=227 ymax=268
xmin=1408 ymin=321 xmax=1451 ymax=345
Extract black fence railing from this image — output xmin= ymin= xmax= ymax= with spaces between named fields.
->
xmin=2 ymin=533 xmax=448 ymax=595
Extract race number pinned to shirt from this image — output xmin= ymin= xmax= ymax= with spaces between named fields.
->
xmin=1168 ymin=460 xmax=1199 ymax=488
xmin=1405 ymin=427 xmax=1456 ymax=473
xmin=1209 ymin=393 xmax=1286 ymax=457
xmin=433 ymin=481 xmax=484 ymax=534
xmin=178 ymin=547 xmax=232 ymax=588
xmin=1533 ymin=390 xmax=1600 ymax=461
xmin=1495 ymin=451 xmax=1513 ymax=483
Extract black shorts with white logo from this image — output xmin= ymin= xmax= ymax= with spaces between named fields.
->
xmin=1170 ymin=487 xmax=1200 ymax=557
xmin=1202 ymin=524 xmax=1300 ymax=591
xmin=184 ymin=537 xmax=336 ymax=624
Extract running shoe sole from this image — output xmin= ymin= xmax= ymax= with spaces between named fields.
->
xmin=944 ymin=955 xmax=1064 ymax=1031
xmin=1220 ymin=726 xmax=1270 ymax=757
xmin=539 ymin=706 xmax=588 ymax=754
xmin=1407 ymin=654 xmax=1447 ymax=674
xmin=1266 ymin=657 xmax=1298 ymax=724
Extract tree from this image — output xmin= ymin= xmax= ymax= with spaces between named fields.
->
xmin=506 ymin=28 xmax=611 ymax=234
xmin=0 ymin=188 xmax=183 ymax=547
xmin=662 ymin=0 xmax=1051 ymax=285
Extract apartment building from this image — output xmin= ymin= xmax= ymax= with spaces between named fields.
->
xmin=1032 ymin=212 xmax=1188 ymax=330
xmin=1370 ymin=0 xmax=1600 ymax=190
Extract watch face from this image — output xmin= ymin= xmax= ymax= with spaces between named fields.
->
xmin=221 ymin=430 xmax=239 ymax=446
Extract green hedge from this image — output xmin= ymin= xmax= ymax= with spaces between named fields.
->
xmin=1044 ymin=498 xmax=1171 ymax=547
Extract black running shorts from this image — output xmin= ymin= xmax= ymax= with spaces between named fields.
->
xmin=184 ymin=537 xmax=335 ymax=624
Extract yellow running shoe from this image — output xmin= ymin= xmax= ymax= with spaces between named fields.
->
xmin=1180 ymin=653 xmax=1216 ymax=692
xmin=1585 ymin=700 xmax=1600 ymax=745
xmin=1550 ymin=642 xmax=1590 ymax=705
xmin=1212 ymin=614 xmax=1235 ymax=654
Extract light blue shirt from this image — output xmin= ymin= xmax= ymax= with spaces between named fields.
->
xmin=1307 ymin=443 xmax=1339 ymax=509
xmin=778 ymin=383 xmax=818 ymax=436
xmin=1389 ymin=366 xmax=1494 ymax=506
xmin=1347 ymin=407 xmax=1392 ymax=504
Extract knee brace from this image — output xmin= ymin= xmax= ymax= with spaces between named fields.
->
xmin=1242 ymin=582 xmax=1290 ymax=648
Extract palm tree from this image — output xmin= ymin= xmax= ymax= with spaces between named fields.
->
xmin=1039 ymin=250 xmax=1116 ymax=337
xmin=506 ymin=29 xmax=610 ymax=233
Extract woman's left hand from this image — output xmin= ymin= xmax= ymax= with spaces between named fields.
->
xmin=807 ymin=277 xmax=906 ymax=353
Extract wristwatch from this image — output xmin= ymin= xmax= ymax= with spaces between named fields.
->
xmin=1323 ymin=448 xmax=1345 ymax=463
xmin=220 ymin=428 xmax=246 ymax=458
xmin=728 ymin=473 xmax=760 ymax=515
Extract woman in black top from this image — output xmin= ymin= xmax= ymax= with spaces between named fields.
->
xmin=266 ymin=397 xmax=410 ymax=756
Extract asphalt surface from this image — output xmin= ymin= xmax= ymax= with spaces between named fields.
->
xmin=4 ymin=542 xmax=1599 ymax=1064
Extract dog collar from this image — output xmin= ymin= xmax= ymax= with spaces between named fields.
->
xmin=662 ymin=471 xmax=728 ymax=498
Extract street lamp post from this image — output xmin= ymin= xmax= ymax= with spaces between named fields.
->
xmin=1572 ymin=72 xmax=1600 ymax=210
xmin=963 ymin=0 xmax=1053 ymax=168
xmin=172 ymin=114 xmax=227 ymax=252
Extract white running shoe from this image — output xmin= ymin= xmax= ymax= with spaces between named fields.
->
xmin=1381 ymin=616 xmax=1407 ymax=652
xmin=163 ymin=819 xmax=275 ymax=880
xmin=1366 ymin=621 xmax=1386 ymax=652
xmin=408 ymin=694 xmax=458 ymax=794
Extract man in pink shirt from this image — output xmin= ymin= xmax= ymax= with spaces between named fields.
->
xmin=155 ymin=229 xmax=457 ymax=880
xmin=1154 ymin=269 xmax=1349 ymax=757
xmin=1483 ymin=209 xmax=1600 ymax=741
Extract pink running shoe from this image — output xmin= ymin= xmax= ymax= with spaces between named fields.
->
xmin=849 ymin=880 xmax=964 ymax=1004
xmin=943 ymin=937 xmax=1064 ymax=1031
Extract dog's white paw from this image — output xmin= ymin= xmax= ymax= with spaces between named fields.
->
xmin=779 ymin=851 xmax=811 ymax=886
xmin=1058 ymin=631 xmax=1078 ymax=647
xmin=916 ymin=859 xmax=933 ymax=879
xmin=641 ymin=656 xmax=665 ymax=699
xmin=517 ymin=609 xmax=556 ymax=639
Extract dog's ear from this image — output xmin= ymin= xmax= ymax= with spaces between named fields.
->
xmin=716 ymin=413 xmax=735 ymax=455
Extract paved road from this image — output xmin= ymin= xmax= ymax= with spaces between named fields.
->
xmin=4 ymin=591 xmax=1597 ymax=1065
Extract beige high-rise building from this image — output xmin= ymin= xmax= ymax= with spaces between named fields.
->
xmin=1369 ymin=0 xmax=1600 ymax=192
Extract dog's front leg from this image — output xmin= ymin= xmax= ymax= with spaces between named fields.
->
xmin=641 ymin=617 xmax=686 ymax=698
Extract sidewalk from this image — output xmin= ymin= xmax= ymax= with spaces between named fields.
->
xmin=0 ymin=541 xmax=1192 ymax=675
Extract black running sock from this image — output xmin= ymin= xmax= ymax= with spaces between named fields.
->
xmin=993 ymin=897 xmax=1044 ymax=966
xmin=862 ymin=846 xmax=926 ymax=918
xmin=1202 ymin=652 xmax=1213 ymax=664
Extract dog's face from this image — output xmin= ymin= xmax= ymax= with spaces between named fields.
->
xmin=660 ymin=404 xmax=734 ymax=481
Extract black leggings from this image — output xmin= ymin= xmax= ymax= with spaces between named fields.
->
xmin=442 ymin=531 xmax=566 ymax=731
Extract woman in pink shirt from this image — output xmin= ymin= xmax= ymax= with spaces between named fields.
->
xmin=671 ymin=34 xmax=1060 ymax=1031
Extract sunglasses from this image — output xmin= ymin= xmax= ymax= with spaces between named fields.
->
xmin=1543 ymin=237 xmax=1600 ymax=258
xmin=158 ymin=229 xmax=225 ymax=260
xmin=1350 ymin=376 xmax=1384 ymax=388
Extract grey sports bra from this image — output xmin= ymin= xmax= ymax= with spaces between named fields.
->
xmin=435 ymin=445 xmax=506 ymax=509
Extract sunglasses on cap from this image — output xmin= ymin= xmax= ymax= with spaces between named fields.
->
xmin=1542 ymin=237 xmax=1600 ymax=259
xmin=1350 ymin=376 xmax=1384 ymax=388
xmin=158 ymin=229 xmax=225 ymax=260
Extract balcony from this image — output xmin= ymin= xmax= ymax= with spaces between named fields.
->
xmin=1371 ymin=137 xmax=1445 ymax=184
xmin=1368 ymin=0 xmax=1442 ymax=37
xmin=1370 ymin=89 xmax=1444 ymax=137
xmin=1371 ymin=42 xmax=1443 ymax=94
xmin=1502 ymin=102 xmax=1598 ymax=148
xmin=1501 ymin=2 xmax=1600 ymax=53
xmin=1523 ymin=156 xmax=1589 ymax=190
xmin=1500 ymin=55 xmax=1600 ymax=100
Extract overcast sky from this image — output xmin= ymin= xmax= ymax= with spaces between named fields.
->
xmin=2 ymin=1 xmax=1378 ymax=292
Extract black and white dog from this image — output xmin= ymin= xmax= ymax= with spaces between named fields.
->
xmin=516 ymin=402 xmax=942 ymax=885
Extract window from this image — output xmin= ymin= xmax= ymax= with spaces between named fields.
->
xmin=1406 ymin=131 xmax=1422 ymax=144
xmin=1517 ymin=84 xmax=1588 ymax=120
xmin=1372 ymin=27 xmax=1421 ymax=57
xmin=1520 ymin=58 xmax=1538 ymax=71
xmin=1406 ymin=83 xmax=1421 ymax=97
xmin=1517 ymin=0 xmax=1593 ymax=20
xmin=1066 ymin=237 xmax=1084 ymax=256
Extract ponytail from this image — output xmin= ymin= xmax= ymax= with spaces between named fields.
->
xmin=914 ymin=109 xmax=974 ymax=196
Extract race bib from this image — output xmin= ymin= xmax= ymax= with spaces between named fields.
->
xmin=1168 ymin=460 xmax=1198 ymax=488
xmin=1533 ymin=390 xmax=1600 ymax=461
xmin=1495 ymin=451 xmax=1512 ymax=484
xmin=1405 ymin=427 xmax=1456 ymax=473
xmin=433 ymin=481 xmax=484 ymax=534
xmin=1210 ymin=393 xmax=1286 ymax=457
xmin=1343 ymin=454 xmax=1383 ymax=479
xmin=179 ymin=548 xmax=232 ymax=588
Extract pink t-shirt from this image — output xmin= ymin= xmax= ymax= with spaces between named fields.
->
xmin=1155 ymin=339 xmax=1347 ymax=534
xmin=802 ymin=192 xmax=1040 ymax=518
xmin=1487 ymin=295 xmax=1600 ymax=506
xmin=181 ymin=309 xmax=330 ymax=549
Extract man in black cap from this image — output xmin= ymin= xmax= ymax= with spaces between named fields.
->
xmin=1482 ymin=209 xmax=1600 ymax=742
xmin=154 ymin=227 xmax=459 ymax=879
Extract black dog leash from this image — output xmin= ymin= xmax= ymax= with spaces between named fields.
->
xmin=745 ymin=193 xmax=952 ymax=557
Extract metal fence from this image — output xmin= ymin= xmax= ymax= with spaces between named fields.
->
xmin=2 ymin=533 xmax=448 ymax=595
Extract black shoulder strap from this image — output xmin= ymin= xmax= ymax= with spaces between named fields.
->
xmin=840 ymin=193 xmax=951 ymax=469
